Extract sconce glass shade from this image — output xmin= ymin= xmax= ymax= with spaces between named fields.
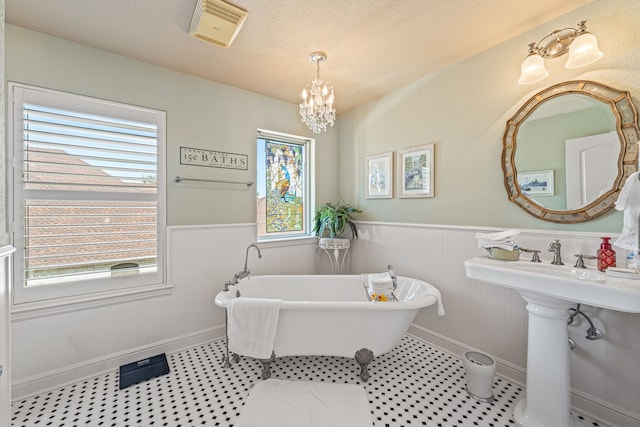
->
xmin=565 ymin=32 xmax=603 ymax=69
xmin=518 ymin=53 xmax=549 ymax=85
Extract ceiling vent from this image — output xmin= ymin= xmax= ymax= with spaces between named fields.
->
xmin=189 ymin=0 xmax=248 ymax=48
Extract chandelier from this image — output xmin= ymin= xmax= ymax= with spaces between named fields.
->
xmin=299 ymin=52 xmax=336 ymax=134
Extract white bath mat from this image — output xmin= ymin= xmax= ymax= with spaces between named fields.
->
xmin=236 ymin=378 xmax=373 ymax=427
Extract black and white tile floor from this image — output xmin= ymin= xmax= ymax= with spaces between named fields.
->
xmin=11 ymin=335 xmax=606 ymax=426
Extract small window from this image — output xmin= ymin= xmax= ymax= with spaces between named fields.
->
xmin=256 ymin=129 xmax=314 ymax=241
xmin=9 ymin=83 xmax=166 ymax=305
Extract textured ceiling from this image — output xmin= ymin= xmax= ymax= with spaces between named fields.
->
xmin=5 ymin=0 xmax=595 ymax=112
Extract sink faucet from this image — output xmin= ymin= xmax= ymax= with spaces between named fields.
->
xmin=549 ymin=239 xmax=564 ymax=265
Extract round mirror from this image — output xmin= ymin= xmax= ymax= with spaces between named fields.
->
xmin=503 ymin=81 xmax=639 ymax=223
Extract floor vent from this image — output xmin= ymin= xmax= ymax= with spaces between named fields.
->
xmin=119 ymin=353 xmax=170 ymax=389
xmin=189 ymin=0 xmax=248 ymax=48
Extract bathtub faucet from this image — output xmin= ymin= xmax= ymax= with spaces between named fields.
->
xmin=224 ymin=272 xmax=243 ymax=289
xmin=224 ymin=244 xmax=263 ymax=291
xmin=388 ymin=265 xmax=397 ymax=290
xmin=223 ymin=279 xmax=235 ymax=291
xmin=238 ymin=243 xmax=262 ymax=280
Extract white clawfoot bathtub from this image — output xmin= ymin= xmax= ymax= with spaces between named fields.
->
xmin=215 ymin=274 xmax=444 ymax=381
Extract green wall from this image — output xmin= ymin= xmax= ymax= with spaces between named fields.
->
xmin=4 ymin=25 xmax=340 ymax=227
xmin=339 ymin=0 xmax=640 ymax=233
xmin=5 ymin=0 xmax=640 ymax=234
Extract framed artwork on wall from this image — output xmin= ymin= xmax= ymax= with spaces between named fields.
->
xmin=399 ymin=144 xmax=434 ymax=198
xmin=517 ymin=169 xmax=554 ymax=196
xmin=366 ymin=152 xmax=393 ymax=199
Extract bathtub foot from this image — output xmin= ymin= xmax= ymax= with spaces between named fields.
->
xmin=222 ymin=352 xmax=239 ymax=368
xmin=355 ymin=348 xmax=374 ymax=382
xmin=259 ymin=351 xmax=276 ymax=380
xmin=222 ymin=355 xmax=231 ymax=368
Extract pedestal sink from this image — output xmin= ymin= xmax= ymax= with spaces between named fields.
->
xmin=464 ymin=256 xmax=640 ymax=427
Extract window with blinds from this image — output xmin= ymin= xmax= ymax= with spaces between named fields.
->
xmin=10 ymin=83 xmax=166 ymax=304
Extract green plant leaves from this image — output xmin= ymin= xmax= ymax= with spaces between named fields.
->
xmin=312 ymin=200 xmax=362 ymax=239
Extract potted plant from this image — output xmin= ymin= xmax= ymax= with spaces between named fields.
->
xmin=312 ymin=200 xmax=362 ymax=273
xmin=312 ymin=200 xmax=362 ymax=240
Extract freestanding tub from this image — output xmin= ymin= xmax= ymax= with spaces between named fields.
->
xmin=214 ymin=274 xmax=444 ymax=381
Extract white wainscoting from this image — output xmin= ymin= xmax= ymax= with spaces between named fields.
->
xmin=0 ymin=247 xmax=16 ymax=426
xmin=10 ymin=223 xmax=640 ymax=427
xmin=10 ymin=224 xmax=317 ymax=400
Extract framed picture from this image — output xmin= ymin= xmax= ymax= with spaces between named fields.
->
xmin=366 ymin=152 xmax=393 ymax=199
xmin=399 ymin=144 xmax=434 ymax=198
xmin=517 ymin=169 xmax=554 ymax=196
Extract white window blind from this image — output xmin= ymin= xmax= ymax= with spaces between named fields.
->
xmin=23 ymin=103 xmax=158 ymax=193
xmin=10 ymin=83 xmax=166 ymax=304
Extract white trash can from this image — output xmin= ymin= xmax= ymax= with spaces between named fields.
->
xmin=462 ymin=351 xmax=496 ymax=402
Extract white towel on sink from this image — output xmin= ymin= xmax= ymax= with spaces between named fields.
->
xmin=475 ymin=229 xmax=520 ymax=250
xmin=227 ymin=297 xmax=282 ymax=359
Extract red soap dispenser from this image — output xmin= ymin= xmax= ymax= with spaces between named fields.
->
xmin=597 ymin=237 xmax=616 ymax=271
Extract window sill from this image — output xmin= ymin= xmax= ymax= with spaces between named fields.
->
xmin=11 ymin=282 xmax=173 ymax=321
xmin=256 ymin=235 xmax=318 ymax=248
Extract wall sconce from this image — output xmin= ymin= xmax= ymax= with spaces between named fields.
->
xmin=518 ymin=20 xmax=603 ymax=85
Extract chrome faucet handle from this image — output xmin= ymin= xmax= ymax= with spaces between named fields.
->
xmin=531 ymin=250 xmax=541 ymax=263
xmin=520 ymin=248 xmax=542 ymax=262
xmin=224 ymin=280 xmax=233 ymax=291
xmin=574 ymin=254 xmax=596 ymax=268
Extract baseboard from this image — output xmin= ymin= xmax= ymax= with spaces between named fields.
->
xmin=11 ymin=325 xmax=225 ymax=401
xmin=408 ymin=324 xmax=640 ymax=427
xmin=571 ymin=390 xmax=640 ymax=427
xmin=407 ymin=324 xmax=526 ymax=385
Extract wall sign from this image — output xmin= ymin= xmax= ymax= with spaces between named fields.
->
xmin=180 ymin=147 xmax=248 ymax=170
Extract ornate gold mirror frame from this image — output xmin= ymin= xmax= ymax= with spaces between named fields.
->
xmin=503 ymin=80 xmax=639 ymax=223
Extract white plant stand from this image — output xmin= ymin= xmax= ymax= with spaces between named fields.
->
xmin=316 ymin=238 xmax=351 ymax=274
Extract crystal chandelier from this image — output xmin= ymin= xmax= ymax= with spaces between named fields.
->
xmin=299 ymin=52 xmax=336 ymax=134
